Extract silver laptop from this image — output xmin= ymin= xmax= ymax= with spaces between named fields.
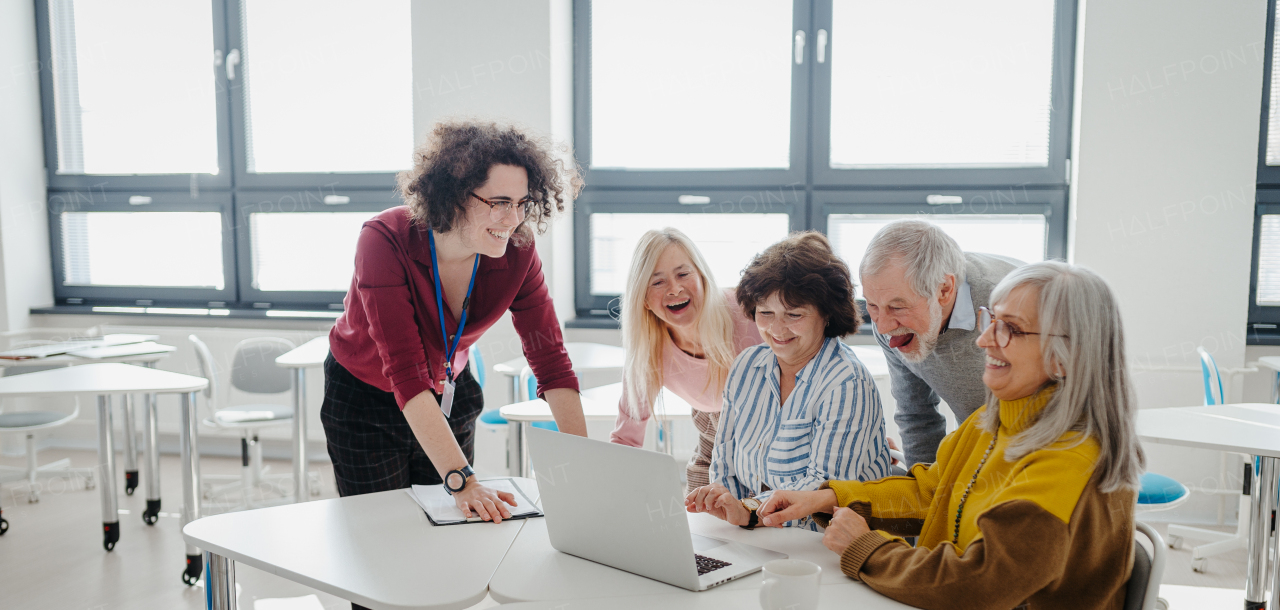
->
xmin=526 ymin=426 xmax=786 ymax=591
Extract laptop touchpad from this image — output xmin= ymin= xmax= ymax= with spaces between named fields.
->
xmin=691 ymin=534 xmax=728 ymax=553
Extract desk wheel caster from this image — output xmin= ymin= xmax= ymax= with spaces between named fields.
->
xmin=125 ymin=471 xmax=138 ymax=496
xmin=1191 ymin=557 xmax=1208 ymax=573
xmin=84 ymin=474 xmax=95 ymax=490
xmin=0 ymin=511 xmax=8 ymax=535
xmin=103 ymin=522 xmax=119 ymax=551
xmin=1166 ymin=535 xmax=1182 ymax=550
xmin=183 ymin=554 xmax=203 ymax=586
xmin=27 ymin=489 xmax=39 ymax=503
xmin=142 ymin=499 xmax=161 ymax=526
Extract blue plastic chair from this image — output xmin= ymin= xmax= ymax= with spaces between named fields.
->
xmin=518 ymin=368 xmax=557 ymax=431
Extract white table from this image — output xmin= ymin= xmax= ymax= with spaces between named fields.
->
xmin=487 ymin=512 xmax=903 ymax=605
xmin=1137 ymin=403 xmax=1280 ymax=609
xmin=0 ymin=347 xmax=176 ymax=507
xmin=275 ymin=336 xmax=330 ymax=503
xmin=495 ymin=583 xmax=916 ymax=609
xmin=493 ymin=342 xmax=625 ymax=403
xmin=500 ymin=382 xmax=693 ymax=476
xmin=183 ymin=479 xmax=538 ymax=610
xmin=0 ymin=364 xmax=208 ymax=580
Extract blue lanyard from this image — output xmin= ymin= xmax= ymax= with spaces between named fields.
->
xmin=428 ymin=230 xmax=480 ymax=382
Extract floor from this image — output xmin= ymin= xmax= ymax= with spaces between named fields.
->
xmin=0 ymin=448 xmax=1258 ymax=609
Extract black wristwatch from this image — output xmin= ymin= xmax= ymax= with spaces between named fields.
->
xmin=740 ymin=497 xmax=761 ymax=530
xmin=444 ymin=465 xmax=475 ymax=495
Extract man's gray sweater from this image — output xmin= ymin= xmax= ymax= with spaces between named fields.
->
xmin=874 ymin=252 xmax=1020 ymax=467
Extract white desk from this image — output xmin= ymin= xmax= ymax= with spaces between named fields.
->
xmin=1137 ymin=403 xmax=1280 ymax=608
xmin=184 ymin=479 xmax=538 ymax=610
xmin=275 ymin=336 xmax=330 ymax=503
xmin=500 ymin=382 xmax=693 ymax=476
xmin=493 ymin=342 xmax=625 ymax=402
xmin=495 ymin=583 xmax=917 ymax=609
xmin=0 ymin=364 xmax=208 ymax=580
xmin=489 ymin=512 xmax=854 ymax=604
xmin=0 ymin=347 xmax=176 ymax=506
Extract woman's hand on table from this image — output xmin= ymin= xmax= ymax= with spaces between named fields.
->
xmin=822 ymin=507 xmax=870 ymax=555
xmin=684 ymin=484 xmax=750 ymax=526
xmin=758 ymin=488 xmax=838 ymax=527
xmin=453 ymin=480 xmax=517 ymax=523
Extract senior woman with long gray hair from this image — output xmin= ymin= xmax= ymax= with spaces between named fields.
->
xmin=758 ymin=260 xmax=1145 ymax=610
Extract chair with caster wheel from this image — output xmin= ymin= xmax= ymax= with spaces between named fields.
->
xmin=0 ymin=360 xmax=98 ymax=504
xmin=190 ymin=335 xmax=317 ymax=511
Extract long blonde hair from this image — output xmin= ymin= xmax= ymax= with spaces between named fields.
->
xmin=621 ymin=228 xmax=736 ymax=420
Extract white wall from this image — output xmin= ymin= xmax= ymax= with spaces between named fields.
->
xmin=0 ymin=0 xmax=54 ymax=333
xmin=1071 ymin=0 xmax=1267 ymax=523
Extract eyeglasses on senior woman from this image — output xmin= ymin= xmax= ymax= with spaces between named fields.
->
xmin=471 ymin=192 xmax=533 ymax=222
xmin=978 ymin=306 xmax=1068 ymax=348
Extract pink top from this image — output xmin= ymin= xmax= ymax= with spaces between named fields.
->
xmin=610 ymin=291 xmax=762 ymax=447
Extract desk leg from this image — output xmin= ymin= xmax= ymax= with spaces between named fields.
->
xmin=1246 ymin=456 xmax=1275 ymax=609
xmin=658 ymin=420 xmax=674 ymax=456
xmin=204 ymin=550 xmax=238 ymax=609
xmin=292 ymin=368 xmax=309 ymax=502
xmin=181 ymin=391 xmax=205 ymax=586
xmin=519 ymin=422 xmax=531 ymax=478
xmin=1272 ymin=372 xmax=1280 ymax=405
xmin=122 ymin=394 xmax=139 ymax=496
xmin=142 ymin=392 xmax=161 ymax=525
xmin=96 ymin=395 xmax=119 ymax=551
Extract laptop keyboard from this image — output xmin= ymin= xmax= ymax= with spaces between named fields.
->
xmin=695 ymin=554 xmax=732 ymax=576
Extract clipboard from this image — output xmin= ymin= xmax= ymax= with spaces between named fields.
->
xmin=405 ymin=477 xmax=542 ymax=526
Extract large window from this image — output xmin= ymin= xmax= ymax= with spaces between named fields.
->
xmin=1251 ymin=0 xmax=1280 ymax=337
xmin=35 ymin=0 xmax=410 ymax=311
xmin=573 ymin=0 xmax=1077 ymax=322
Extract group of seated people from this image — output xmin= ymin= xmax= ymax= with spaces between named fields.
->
xmin=610 ymin=219 xmax=1145 ymax=610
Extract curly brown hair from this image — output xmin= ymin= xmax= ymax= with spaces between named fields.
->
xmin=736 ymin=231 xmax=861 ymax=337
xmin=397 ymin=121 xmax=583 ymax=247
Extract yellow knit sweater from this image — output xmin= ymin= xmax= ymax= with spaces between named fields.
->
xmin=826 ymin=385 xmax=1136 ymax=610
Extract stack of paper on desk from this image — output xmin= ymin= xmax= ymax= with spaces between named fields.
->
xmin=406 ymin=477 xmax=541 ymax=525
xmin=66 ymin=341 xmax=176 ymax=359
xmin=0 ymin=334 xmax=162 ymax=360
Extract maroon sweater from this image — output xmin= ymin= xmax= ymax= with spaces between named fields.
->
xmin=330 ymin=207 xmax=578 ymax=409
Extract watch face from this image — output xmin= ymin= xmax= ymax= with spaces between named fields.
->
xmin=446 ymin=472 xmax=465 ymax=491
xmin=742 ymin=497 xmax=761 ymax=511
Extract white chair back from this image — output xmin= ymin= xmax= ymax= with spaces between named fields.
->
xmin=229 ymin=337 xmax=295 ymax=395
xmin=188 ymin=335 xmax=220 ymax=410
xmin=1126 ymin=521 xmax=1166 ymax=610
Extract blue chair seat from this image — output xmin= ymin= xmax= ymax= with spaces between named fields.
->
xmin=1138 ymin=472 xmax=1188 ymax=505
xmin=531 ymin=421 xmax=558 ymax=431
xmin=479 ymin=410 xmax=507 ymax=425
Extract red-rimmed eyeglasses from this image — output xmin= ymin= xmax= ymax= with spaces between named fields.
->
xmin=471 ymin=192 xmax=533 ymax=222
xmin=978 ymin=306 xmax=1068 ymax=348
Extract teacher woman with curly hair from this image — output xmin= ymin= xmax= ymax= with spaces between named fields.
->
xmin=322 ymin=122 xmax=587 ymax=542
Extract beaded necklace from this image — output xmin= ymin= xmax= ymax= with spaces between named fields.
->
xmin=953 ymin=429 xmax=999 ymax=545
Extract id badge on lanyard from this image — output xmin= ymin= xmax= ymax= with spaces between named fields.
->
xmin=429 ymin=230 xmax=479 ymax=418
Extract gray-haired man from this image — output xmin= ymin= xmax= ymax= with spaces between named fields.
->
xmin=860 ymin=220 xmax=1021 ymax=467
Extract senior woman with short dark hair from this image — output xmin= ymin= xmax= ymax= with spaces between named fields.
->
xmin=685 ymin=231 xmax=891 ymax=531
xmin=759 ymin=261 xmax=1145 ymax=610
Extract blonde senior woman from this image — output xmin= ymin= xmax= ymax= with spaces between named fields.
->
xmin=686 ymin=232 xmax=891 ymax=531
xmin=610 ymin=228 xmax=761 ymax=490
xmin=759 ymin=261 xmax=1145 ymax=610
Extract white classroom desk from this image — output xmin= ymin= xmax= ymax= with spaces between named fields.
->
xmin=0 ymin=347 xmax=175 ymax=508
xmin=488 ymin=512 xmax=854 ymax=604
xmin=184 ymin=478 xmax=539 ymax=610
xmin=274 ymin=335 xmax=330 ymax=502
xmin=495 ymin=582 xmax=917 ymax=610
xmin=1137 ymin=403 xmax=1280 ymax=609
xmin=0 ymin=364 xmax=208 ymax=580
xmin=492 ymin=342 xmax=626 ymax=402
xmin=500 ymin=382 xmax=692 ymax=477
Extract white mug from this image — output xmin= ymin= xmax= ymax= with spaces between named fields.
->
xmin=759 ymin=558 xmax=822 ymax=610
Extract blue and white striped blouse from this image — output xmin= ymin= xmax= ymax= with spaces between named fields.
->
xmin=708 ymin=336 xmax=891 ymax=531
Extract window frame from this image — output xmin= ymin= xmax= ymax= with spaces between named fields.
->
xmin=1251 ymin=0 xmax=1280 ymax=337
xmin=233 ymin=189 xmax=402 ymax=307
xmin=223 ymin=0 xmax=410 ymax=191
xmin=47 ymin=191 xmax=237 ymax=305
xmin=573 ymin=189 xmax=806 ymax=318
xmin=571 ymin=0 xmax=1076 ymax=325
xmin=810 ymin=0 xmax=1077 ymax=188
xmin=572 ymin=0 xmax=813 ymax=190
xmin=812 ymin=188 xmax=1068 ymax=262
xmin=33 ymin=0 xmax=235 ymax=192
